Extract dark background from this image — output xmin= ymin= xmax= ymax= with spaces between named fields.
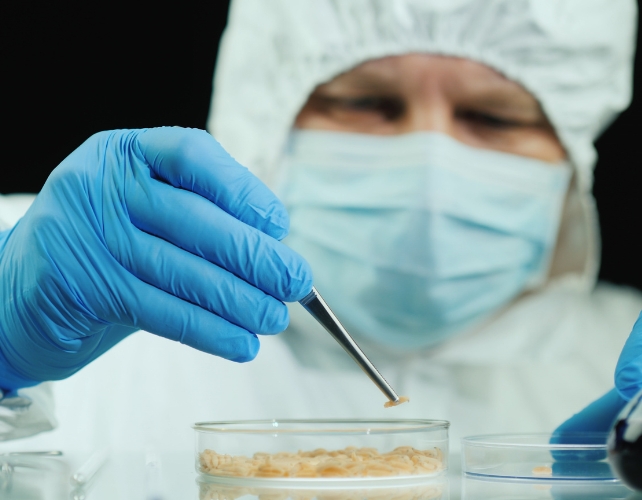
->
xmin=3 ymin=2 xmax=641 ymax=289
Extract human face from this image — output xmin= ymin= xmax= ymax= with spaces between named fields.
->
xmin=295 ymin=54 xmax=566 ymax=162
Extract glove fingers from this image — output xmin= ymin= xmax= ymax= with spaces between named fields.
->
xmin=134 ymin=127 xmax=289 ymax=240
xmin=126 ymin=176 xmax=312 ymax=302
xmin=122 ymin=227 xmax=289 ymax=335
xmin=615 ymin=311 xmax=642 ymax=400
xmin=125 ymin=278 xmax=260 ymax=362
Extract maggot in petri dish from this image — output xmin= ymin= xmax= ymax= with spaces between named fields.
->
xmin=199 ymin=446 xmax=444 ymax=478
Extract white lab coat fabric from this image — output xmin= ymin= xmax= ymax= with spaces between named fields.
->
xmin=1 ymin=0 xmax=641 ymax=455
xmin=3 ymin=276 xmax=642 ymax=453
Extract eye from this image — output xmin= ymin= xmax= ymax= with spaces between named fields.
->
xmin=314 ymin=95 xmax=405 ymax=121
xmin=457 ymin=110 xmax=525 ymax=129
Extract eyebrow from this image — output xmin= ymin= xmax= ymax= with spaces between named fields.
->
xmin=459 ymin=75 xmax=537 ymax=102
xmin=316 ymin=68 xmax=403 ymax=94
xmin=458 ymin=86 xmax=545 ymax=120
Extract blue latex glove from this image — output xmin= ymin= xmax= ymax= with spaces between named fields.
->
xmin=554 ymin=310 xmax=642 ymax=436
xmin=0 ymin=127 xmax=312 ymax=389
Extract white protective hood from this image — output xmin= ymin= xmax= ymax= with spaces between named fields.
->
xmin=208 ymin=0 xmax=638 ymax=294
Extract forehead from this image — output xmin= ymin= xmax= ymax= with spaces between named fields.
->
xmin=320 ymin=54 xmax=539 ymax=107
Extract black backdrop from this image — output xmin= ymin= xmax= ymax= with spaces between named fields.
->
xmin=3 ymin=2 xmax=642 ymax=289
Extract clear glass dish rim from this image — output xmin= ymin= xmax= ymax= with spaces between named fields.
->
xmin=193 ymin=418 xmax=450 ymax=435
xmin=462 ymin=432 xmax=609 ymax=450
xmin=196 ymin=471 xmax=448 ymax=487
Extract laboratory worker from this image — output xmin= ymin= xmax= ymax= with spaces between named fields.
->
xmin=1 ymin=0 xmax=642 ymax=456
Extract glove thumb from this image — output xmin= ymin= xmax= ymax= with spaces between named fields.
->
xmin=615 ymin=310 xmax=642 ymax=401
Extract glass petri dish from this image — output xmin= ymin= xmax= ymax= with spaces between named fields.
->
xmin=193 ymin=419 xmax=449 ymax=487
xmin=462 ymin=433 xmax=617 ymax=481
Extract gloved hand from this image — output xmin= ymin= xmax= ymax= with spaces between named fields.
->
xmin=554 ymin=310 xmax=642 ymax=435
xmin=0 ymin=127 xmax=312 ymax=390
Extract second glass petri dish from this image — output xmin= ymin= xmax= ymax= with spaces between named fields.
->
xmin=193 ymin=419 xmax=449 ymax=487
xmin=462 ymin=433 xmax=617 ymax=481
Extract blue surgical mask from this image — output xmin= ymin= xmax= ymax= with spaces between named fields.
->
xmin=278 ymin=130 xmax=571 ymax=348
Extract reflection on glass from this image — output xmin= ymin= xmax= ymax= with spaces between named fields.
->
xmin=462 ymin=476 xmax=633 ymax=500
xmin=0 ymin=454 xmax=70 ymax=500
xmin=197 ymin=478 xmax=448 ymax=500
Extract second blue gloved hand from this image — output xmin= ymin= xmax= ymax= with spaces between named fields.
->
xmin=554 ymin=311 xmax=642 ymax=436
xmin=0 ymin=128 xmax=313 ymax=389
xmin=615 ymin=311 xmax=642 ymax=402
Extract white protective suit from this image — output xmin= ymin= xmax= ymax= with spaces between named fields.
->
xmin=1 ymin=0 xmax=640 ymax=455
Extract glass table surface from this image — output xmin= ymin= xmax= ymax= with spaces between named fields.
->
xmin=0 ymin=450 xmax=639 ymax=500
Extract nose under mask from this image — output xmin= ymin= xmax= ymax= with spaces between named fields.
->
xmin=278 ymin=130 xmax=571 ymax=349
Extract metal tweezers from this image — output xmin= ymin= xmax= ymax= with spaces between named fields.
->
xmin=299 ymin=286 xmax=401 ymax=404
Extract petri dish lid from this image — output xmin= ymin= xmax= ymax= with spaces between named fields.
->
xmin=461 ymin=433 xmax=617 ymax=481
xmin=193 ymin=419 xmax=450 ymax=434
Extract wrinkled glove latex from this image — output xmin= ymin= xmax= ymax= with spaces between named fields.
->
xmin=0 ymin=128 xmax=312 ymax=389
xmin=554 ymin=311 xmax=642 ymax=436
